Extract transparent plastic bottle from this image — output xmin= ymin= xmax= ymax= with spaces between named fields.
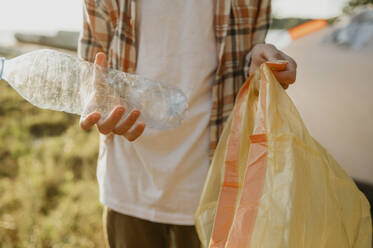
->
xmin=0 ymin=49 xmax=188 ymax=129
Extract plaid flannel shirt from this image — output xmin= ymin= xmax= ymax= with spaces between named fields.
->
xmin=78 ymin=0 xmax=271 ymax=158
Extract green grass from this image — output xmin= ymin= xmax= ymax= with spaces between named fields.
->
xmin=0 ymin=80 xmax=105 ymax=247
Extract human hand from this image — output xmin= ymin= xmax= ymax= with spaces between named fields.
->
xmin=249 ymin=44 xmax=297 ymax=89
xmin=79 ymin=52 xmax=146 ymax=141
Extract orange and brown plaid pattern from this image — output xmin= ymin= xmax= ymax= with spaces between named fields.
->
xmin=78 ymin=0 xmax=271 ymax=158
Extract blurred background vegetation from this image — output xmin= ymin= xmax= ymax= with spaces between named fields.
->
xmin=0 ymin=79 xmax=105 ymax=247
xmin=344 ymin=0 xmax=373 ymax=12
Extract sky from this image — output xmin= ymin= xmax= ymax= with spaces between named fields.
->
xmin=272 ymin=0 xmax=349 ymax=19
xmin=0 ymin=0 xmax=349 ymax=32
xmin=0 ymin=0 xmax=82 ymax=32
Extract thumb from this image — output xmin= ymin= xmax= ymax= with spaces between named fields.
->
xmin=94 ymin=52 xmax=108 ymax=68
xmin=92 ymin=52 xmax=109 ymax=94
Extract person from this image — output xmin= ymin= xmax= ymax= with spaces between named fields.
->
xmin=78 ymin=0 xmax=297 ymax=247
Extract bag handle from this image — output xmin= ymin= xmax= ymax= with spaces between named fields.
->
xmin=209 ymin=61 xmax=288 ymax=248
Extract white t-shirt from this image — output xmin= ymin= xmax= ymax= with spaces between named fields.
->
xmin=97 ymin=0 xmax=217 ymax=225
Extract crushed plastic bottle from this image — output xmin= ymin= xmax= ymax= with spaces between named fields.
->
xmin=0 ymin=49 xmax=188 ymax=129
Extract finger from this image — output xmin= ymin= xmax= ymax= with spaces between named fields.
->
xmin=250 ymin=44 xmax=278 ymax=75
xmin=250 ymin=57 xmax=287 ymax=75
xmin=93 ymin=53 xmax=108 ymax=89
xmin=249 ymin=56 xmax=266 ymax=75
xmin=266 ymin=60 xmax=288 ymax=71
xmin=280 ymin=83 xmax=289 ymax=90
xmin=124 ymin=122 xmax=146 ymax=142
xmin=97 ymin=106 xmax=125 ymax=134
xmin=261 ymin=44 xmax=283 ymax=61
xmin=80 ymin=112 xmax=101 ymax=131
xmin=94 ymin=52 xmax=107 ymax=68
xmin=273 ymin=69 xmax=295 ymax=82
xmin=272 ymin=58 xmax=297 ymax=85
xmin=284 ymin=55 xmax=297 ymax=81
xmin=113 ymin=110 xmax=140 ymax=135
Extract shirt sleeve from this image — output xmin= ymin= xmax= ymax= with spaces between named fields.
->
xmin=252 ymin=0 xmax=271 ymax=46
xmin=244 ymin=0 xmax=271 ymax=78
xmin=78 ymin=0 xmax=114 ymax=62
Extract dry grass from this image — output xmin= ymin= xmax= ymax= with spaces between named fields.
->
xmin=0 ymin=80 xmax=105 ymax=247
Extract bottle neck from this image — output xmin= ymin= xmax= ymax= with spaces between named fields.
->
xmin=0 ymin=57 xmax=5 ymax=81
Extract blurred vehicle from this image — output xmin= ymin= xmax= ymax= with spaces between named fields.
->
xmin=268 ymin=9 xmax=373 ymax=214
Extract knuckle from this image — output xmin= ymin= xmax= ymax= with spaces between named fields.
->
xmin=267 ymin=43 xmax=277 ymax=50
xmin=113 ymin=129 xmax=122 ymax=135
xmin=131 ymin=112 xmax=140 ymax=121
xmin=288 ymin=71 xmax=296 ymax=81
xmin=293 ymin=60 xmax=298 ymax=68
xmin=286 ymin=56 xmax=297 ymax=68
xmin=98 ymin=127 xmax=110 ymax=135
xmin=117 ymin=123 xmax=131 ymax=133
xmin=114 ymin=127 xmax=126 ymax=135
xmin=128 ymin=115 xmax=136 ymax=123
xmin=274 ymin=53 xmax=283 ymax=60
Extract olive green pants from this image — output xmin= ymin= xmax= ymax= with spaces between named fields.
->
xmin=103 ymin=207 xmax=201 ymax=248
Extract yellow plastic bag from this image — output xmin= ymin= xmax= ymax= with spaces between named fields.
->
xmin=195 ymin=62 xmax=372 ymax=248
